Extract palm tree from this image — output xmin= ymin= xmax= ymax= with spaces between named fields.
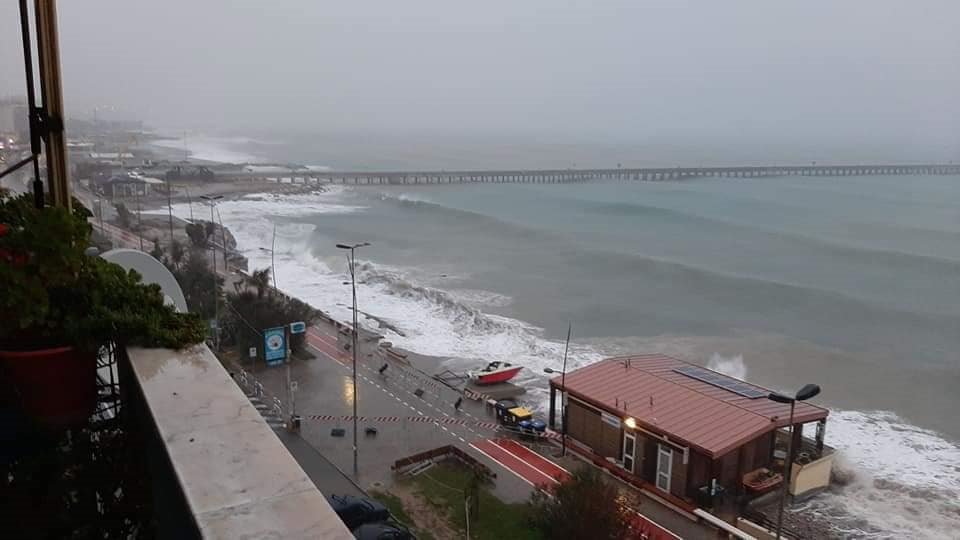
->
xmin=246 ymin=267 xmax=272 ymax=299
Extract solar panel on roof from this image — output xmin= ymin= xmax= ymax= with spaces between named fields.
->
xmin=673 ymin=365 xmax=768 ymax=398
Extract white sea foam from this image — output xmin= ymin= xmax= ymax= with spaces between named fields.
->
xmin=151 ymin=135 xmax=264 ymax=164
xmin=173 ymin=188 xmax=960 ymax=540
xmin=705 ymin=354 xmax=960 ymax=539
xmin=705 ymin=352 xmax=747 ymax=380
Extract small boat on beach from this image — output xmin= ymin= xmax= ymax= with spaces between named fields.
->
xmin=468 ymin=361 xmax=523 ymax=385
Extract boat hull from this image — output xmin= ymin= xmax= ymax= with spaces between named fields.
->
xmin=473 ymin=366 xmax=523 ymax=385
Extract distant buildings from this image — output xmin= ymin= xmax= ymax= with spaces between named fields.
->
xmin=0 ymin=96 xmax=29 ymax=143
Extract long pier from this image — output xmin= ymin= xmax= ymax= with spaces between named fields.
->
xmin=231 ymin=163 xmax=960 ymax=185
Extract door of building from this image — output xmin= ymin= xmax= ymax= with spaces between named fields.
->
xmin=656 ymin=444 xmax=672 ymax=492
xmin=622 ymin=432 xmax=636 ymax=473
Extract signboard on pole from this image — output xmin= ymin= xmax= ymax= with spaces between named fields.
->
xmin=248 ymin=347 xmax=257 ymax=359
xmin=264 ymin=327 xmax=286 ymax=366
xmin=289 ymin=321 xmax=306 ymax=334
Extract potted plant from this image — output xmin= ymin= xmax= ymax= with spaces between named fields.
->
xmin=0 ymin=192 xmax=206 ymax=431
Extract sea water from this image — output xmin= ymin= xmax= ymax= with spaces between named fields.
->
xmin=165 ymin=137 xmax=960 ymax=538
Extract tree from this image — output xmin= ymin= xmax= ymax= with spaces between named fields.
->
xmin=149 ymin=237 xmax=164 ymax=261
xmin=204 ymin=220 xmax=216 ymax=242
xmin=169 ymin=239 xmax=185 ymax=269
xmin=527 ymin=467 xmax=630 ymax=540
xmin=114 ymin=203 xmax=133 ymax=229
xmin=245 ymin=267 xmax=272 ymax=299
xmin=224 ymin=287 xmax=317 ymax=357
xmin=168 ymin=248 xmax=222 ymax=319
xmin=185 ymin=222 xmax=208 ymax=248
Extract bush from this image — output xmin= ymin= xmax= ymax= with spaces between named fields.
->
xmin=0 ymin=193 xmax=206 ymax=351
xmin=168 ymin=249 xmax=222 ymax=319
xmin=527 ymin=467 xmax=630 ymax=540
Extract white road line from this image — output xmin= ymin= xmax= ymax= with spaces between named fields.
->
xmin=468 ymin=443 xmax=536 ymax=488
xmin=487 ymin=440 xmax=559 ymax=484
xmin=417 ymin=411 xmax=424 ymax=416
xmin=441 ymin=426 xmax=449 ymax=432
xmin=458 ymin=436 xmax=466 ymax=442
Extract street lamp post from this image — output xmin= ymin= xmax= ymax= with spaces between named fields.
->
xmin=336 ymin=241 xmax=370 ymax=477
xmin=543 ymin=324 xmax=572 ymax=456
xmin=200 ymin=195 xmax=223 ymax=349
xmin=767 ymin=384 xmax=822 ymax=540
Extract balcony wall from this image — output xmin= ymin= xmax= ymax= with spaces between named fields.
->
xmin=123 ymin=344 xmax=351 ymax=539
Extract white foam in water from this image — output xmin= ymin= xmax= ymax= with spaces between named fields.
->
xmin=173 ymin=189 xmax=959 ymax=540
xmin=708 ymin=355 xmax=960 ymax=539
xmin=706 ymin=352 xmax=747 ymax=380
xmin=151 ymin=135 xmax=265 ymax=163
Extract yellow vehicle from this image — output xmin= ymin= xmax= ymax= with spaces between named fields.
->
xmin=495 ymin=399 xmax=533 ymax=427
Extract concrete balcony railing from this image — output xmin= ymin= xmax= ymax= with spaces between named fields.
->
xmin=123 ymin=344 xmax=352 ymax=539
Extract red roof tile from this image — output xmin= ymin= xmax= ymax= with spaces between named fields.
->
xmin=550 ymin=354 xmax=828 ymax=458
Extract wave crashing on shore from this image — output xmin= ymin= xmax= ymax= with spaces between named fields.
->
xmin=171 ymin=187 xmax=960 ymax=540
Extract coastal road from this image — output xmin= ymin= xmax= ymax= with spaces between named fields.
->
xmin=246 ymin=325 xmax=536 ymax=502
xmin=470 ymin=438 xmax=569 ymax=489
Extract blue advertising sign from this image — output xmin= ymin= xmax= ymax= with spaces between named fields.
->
xmin=289 ymin=321 xmax=307 ymax=334
xmin=264 ymin=326 xmax=286 ymax=366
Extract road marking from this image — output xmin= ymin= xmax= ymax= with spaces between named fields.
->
xmin=417 ymin=411 xmax=424 ymax=416
xmin=458 ymin=436 xmax=466 ymax=442
xmin=469 ymin=443 xmax=535 ymax=488
xmin=487 ymin=440 xmax=559 ymax=485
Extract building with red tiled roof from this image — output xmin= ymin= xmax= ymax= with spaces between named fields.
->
xmin=548 ymin=354 xmax=831 ymax=505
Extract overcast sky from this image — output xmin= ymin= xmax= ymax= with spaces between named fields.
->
xmin=2 ymin=1 xmax=959 ymax=152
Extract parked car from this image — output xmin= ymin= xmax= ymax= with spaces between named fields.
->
xmin=326 ymin=495 xmax=390 ymax=530
xmin=352 ymin=522 xmax=415 ymax=540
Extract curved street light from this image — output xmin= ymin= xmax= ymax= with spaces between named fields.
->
xmin=768 ymin=383 xmax=821 ymax=539
xmin=337 ymin=241 xmax=370 ymax=477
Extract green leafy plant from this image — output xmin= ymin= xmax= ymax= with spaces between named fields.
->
xmin=0 ymin=192 xmax=206 ymax=351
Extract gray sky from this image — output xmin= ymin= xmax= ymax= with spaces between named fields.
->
xmin=2 ymin=1 xmax=959 ymax=151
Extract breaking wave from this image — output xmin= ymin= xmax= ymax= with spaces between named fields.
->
xmin=172 ymin=186 xmax=960 ymax=540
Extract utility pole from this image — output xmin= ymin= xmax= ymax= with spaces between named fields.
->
xmin=201 ymin=195 xmax=224 ymax=349
xmin=135 ymin=185 xmax=143 ymax=250
xmin=166 ymin=176 xmax=174 ymax=244
xmin=337 ymin=241 xmax=370 ymax=477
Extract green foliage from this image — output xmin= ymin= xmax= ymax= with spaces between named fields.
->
xmin=368 ymin=490 xmax=436 ymax=540
xmin=149 ymin=237 xmax=164 ymax=261
xmin=168 ymin=248 xmax=222 ymax=319
xmin=169 ymin=239 xmax=185 ymax=269
xmin=0 ymin=192 xmax=206 ymax=351
xmin=246 ymin=266 xmax=272 ymax=299
xmin=412 ymin=462 xmax=539 ymax=540
xmin=114 ymin=202 xmax=133 ymax=229
xmin=224 ymin=287 xmax=317 ymax=355
xmin=526 ymin=466 xmax=630 ymax=540
xmin=185 ymin=222 xmax=208 ymax=248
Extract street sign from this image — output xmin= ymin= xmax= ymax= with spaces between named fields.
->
xmin=289 ymin=321 xmax=307 ymax=334
xmin=290 ymin=380 xmax=298 ymax=392
xmin=248 ymin=347 xmax=257 ymax=358
xmin=264 ymin=327 xmax=286 ymax=366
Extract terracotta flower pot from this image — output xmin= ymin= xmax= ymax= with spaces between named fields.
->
xmin=0 ymin=346 xmax=97 ymax=431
